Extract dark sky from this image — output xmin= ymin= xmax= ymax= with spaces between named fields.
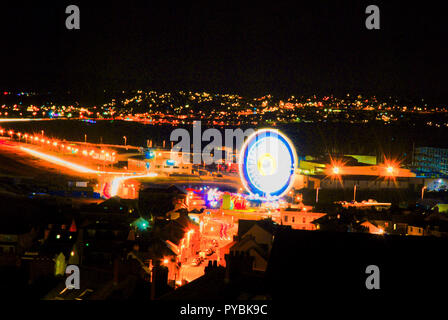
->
xmin=1 ymin=0 xmax=447 ymax=103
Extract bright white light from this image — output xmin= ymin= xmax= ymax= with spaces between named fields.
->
xmin=239 ymin=129 xmax=297 ymax=198
xmin=109 ymin=173 xmax=157 ymax=197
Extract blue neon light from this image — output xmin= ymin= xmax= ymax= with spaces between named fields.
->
xmin=241 ymin=130 xmax=296 ymax=198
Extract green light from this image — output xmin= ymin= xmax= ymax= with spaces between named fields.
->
xmin=132 ymin=217 xmax=150 ymax=231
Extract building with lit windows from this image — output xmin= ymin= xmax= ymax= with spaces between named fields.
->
xmin=127 ymin=150 xmax=193 ymax=175
xmin=413 ymin=146 xmax=448 ymax=178
xmin=279 ymin=209 xmax=326 ymax=230
xmin=294 ymin=154 xmax=421 ymax=191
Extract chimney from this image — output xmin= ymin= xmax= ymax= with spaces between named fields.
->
xmin=151 ymin=260 xmax=168 ymax=300
xmin=205 ymin=260 xmax=213 ymax=274
xmin=225 ymin=251 xmax=254 ymax=282
xmin=204 ymin=260 xmax=221 ymax=274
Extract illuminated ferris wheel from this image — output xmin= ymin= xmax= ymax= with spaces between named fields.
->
xmin=239 ymin=129 xmax=297 ymax=199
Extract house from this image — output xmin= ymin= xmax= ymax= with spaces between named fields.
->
xmin=266 ymin=228 xmax=448 ymax=299
xmin=424 ymin=211 xmax=448 ymax=237
xmin=82 ymin=196 xmax=139 ymax=215
xmin=407 ymin=225 xmax=424 ymax=236
xmin=311 ymin=212 xmax=355 ymax=232
xmin=221 ymin=219 xmax=277 ymax=272
xmin=229 ymin=235 xmax=268 ymax=271
xmin=139 ymin=185 xmax=187 ymax=218
xmin=360 ymin=220 xmax=385 ymax=234
xmin=20 ymin=222 xmax=79 ymax=284
xmin=360 ymin=212 xmax=426 ymax=236
xmin=237 ymin=219 xmax=275 ymax=249
xmin=159 ymin=253 xmax=269 ymax=300
xmin=280 ymin=209 xmax=326 ymax=230
xmin=0 ymin=222 xmax=35 ymax=266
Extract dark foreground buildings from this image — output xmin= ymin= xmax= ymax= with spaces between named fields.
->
xmin=266 ymin=229 xmax=448 ymax=300
xmin=161 ymin=224 xmax=448 ymax=300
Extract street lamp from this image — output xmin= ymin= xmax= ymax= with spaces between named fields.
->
xmin=421 ymin=186 xmax=427 ymax=200
xmin=316 ymin=187 xmax=321 ymax=204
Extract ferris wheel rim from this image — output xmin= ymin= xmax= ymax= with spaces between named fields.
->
xmin=238 ymin=128 xmax=297 ymax=198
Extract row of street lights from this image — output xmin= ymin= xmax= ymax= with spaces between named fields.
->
xmin=2 ymin=127 xmax=128 ymax=147
xmin=324 ymin=162 xmax=428 ymax=202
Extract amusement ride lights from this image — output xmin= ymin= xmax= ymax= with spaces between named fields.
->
xmin=238 ymin=128 xmax=297 ymax=199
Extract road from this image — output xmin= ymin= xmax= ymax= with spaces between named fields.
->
xmin=176 ymin=209 xmax=238 ymax=284
xmin=0 ymin=137 xmax=89 ymax=180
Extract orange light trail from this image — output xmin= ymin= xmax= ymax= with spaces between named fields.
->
xmin=20 ymin=146 xmax=99 ymax=173
xmin=19 ymin=146 xmax=157 ymax=197
xmin=109 ymin=173 xmax=157 ymax=197
xmin=0 ymin=118 xmax=46 ymax=122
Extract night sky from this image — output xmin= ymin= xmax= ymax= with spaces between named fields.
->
xmin=1 ymin=1 xmax=447 ymax=103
